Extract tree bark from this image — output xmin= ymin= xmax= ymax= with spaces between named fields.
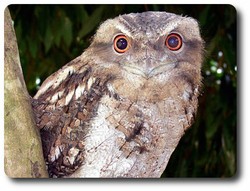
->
xmin=4 ymin=7 xmax=48 ymax=178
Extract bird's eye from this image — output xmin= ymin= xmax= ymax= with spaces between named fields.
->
xmin=166 ymin=33 xmax=182 ymax=51
xmin=114 ymin=35 xmax=129 ymax=53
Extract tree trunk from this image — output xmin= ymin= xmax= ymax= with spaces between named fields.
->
xmin=4 ymin=7 xmax=48 ymax=178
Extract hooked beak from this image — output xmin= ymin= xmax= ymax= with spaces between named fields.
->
xmin=122 ymin=58 xmax=175 ymax=79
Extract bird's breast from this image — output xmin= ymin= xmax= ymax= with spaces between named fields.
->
xmin=111 ymin=73 xmax=174 ymax=104
xmin=70 ymin=93 xmax=187 ymax=178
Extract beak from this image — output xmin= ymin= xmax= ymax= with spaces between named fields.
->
xmin=122 ymin=58 xmax=174 ymax=79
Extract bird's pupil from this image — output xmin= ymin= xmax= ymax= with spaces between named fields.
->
xmin=168 ymin=36 xmax=179 ymax=48
xmin=116 ymin=38 xmax=128 ymax=50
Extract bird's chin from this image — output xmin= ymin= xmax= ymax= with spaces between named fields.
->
xmin=122 ymin=62 xmax=177 ymax=79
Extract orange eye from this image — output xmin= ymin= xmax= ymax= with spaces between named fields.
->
xmin=166 ymin=33 xmax=182 ymax=51
xmin=114 ymin=35 xmax=129 ymax=53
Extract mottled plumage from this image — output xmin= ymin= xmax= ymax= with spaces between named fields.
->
xmin=32 ymin=11 xmax=204 ymax=178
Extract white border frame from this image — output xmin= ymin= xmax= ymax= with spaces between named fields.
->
xmin=1 ymin=1 xmax=247 ymax=190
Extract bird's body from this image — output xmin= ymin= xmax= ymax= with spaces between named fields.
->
xmin=32 ymin=11 xmax=204 ymax=178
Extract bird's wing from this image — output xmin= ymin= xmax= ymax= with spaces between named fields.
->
xmin=32 ymin=56 xmax=112 ymax=177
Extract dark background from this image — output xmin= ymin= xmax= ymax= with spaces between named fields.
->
xmin=9 ymin=4 xmax=237 ymax=178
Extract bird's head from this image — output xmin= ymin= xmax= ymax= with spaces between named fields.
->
xmin=86 ymin=11 xmax=203 ymax=78
xmin=84 ymin=11 xmax=204 ymax=101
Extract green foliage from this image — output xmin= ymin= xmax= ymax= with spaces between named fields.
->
xmin=9 ymin=4 xmax=237 ymax=178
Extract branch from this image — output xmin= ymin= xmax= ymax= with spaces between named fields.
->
xmin=4 ymin=7 xmax=48 ymax=178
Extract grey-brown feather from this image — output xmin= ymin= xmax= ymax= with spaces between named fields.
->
xmin=32 ymin=11 xmax=204 ymax=178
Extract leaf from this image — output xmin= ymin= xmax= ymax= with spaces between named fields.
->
xmin=62 ymin=17 xmax=73 ymax=46
xmin=199 ymin=5 xmax=210 ymax=27
xmin=28 ymin=38 xmax=38 ymax=58
xmin=78 ymin=6 xmax=104 ymax=38
xmin=44 ymin=26 xmax=54 ymax=53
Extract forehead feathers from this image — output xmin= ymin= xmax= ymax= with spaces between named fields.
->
xmin=117 ymin=12 xmax=177 ymax=38
xmin=94 ymin=11 xmax=201 ymax=42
